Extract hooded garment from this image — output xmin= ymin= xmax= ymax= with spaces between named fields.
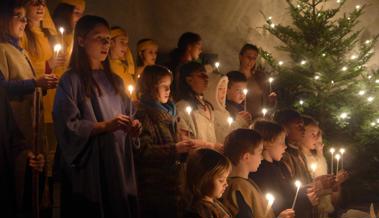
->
xmin=203 ymin=72 xmax=249 ymax=144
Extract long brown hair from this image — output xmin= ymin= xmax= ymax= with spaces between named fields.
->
xmin=137 ymin=65 xmax=172 ymax=101
xmin=70 ymin=15 xmax=121 ymax=97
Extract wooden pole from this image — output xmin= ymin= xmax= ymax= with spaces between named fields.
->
xmin=32 ymin=87 xmax=42 ymax=218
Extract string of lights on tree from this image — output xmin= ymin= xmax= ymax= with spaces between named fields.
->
xmin=258 ymin=0 xmax=379 ymax=132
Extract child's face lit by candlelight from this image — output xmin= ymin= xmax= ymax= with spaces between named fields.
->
xmin=156 ymin=75 xmax=171 ymax=104
xmin=209 ymin=170 xmax=229 ymax=199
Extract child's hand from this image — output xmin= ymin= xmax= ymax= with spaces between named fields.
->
xmin=27 ymin=152 xmax=45 ymax=172
xmin=48 ymin=53 xmax=66 ymax=69
xmin=278 ymin=209 xmax=295 ymax=218
xmin=336 ymin=170 xmax=349 ymax=184
xmin=268 ymin=92 xmax=277 ymax=106
xmin=176 ymin=140 xmax=194 ymax=153
xmin=315 ymin=174 xmax=335 ymax=190
xmin=236 ymin=111 xmax=252 ymax=124
xmin=128 ymin=119 xmax=142 ymax=137
xmin=306 ymin=186 xmax=320 ymax=206
xmin=34 ymin=74 xmax=58 ymax=89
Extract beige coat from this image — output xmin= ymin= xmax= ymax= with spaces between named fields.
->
xmin=176 ymin=99 xmax=217 ymax=143
xmin=204 ymin=72 xmax=249 ymax=144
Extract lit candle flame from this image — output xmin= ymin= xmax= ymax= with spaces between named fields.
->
xmin=59 ymin=27 xmax=65 ymax=35
xmin=295 ymin=180 xmax=302 ymax=188
xmin=265 ymin=193 xmax=275 ymax=205
xmin=185 ymin=106 xmax=192 ymax=115
xmin=269 ymin=77 xmax=274 ymax=83
xmin=262 ymin=108 xmax=268 ymax=117
xmin=339 ymin=148 xmax=345 ymax=154
xmin=127 ymin=85 xmax=134 ymax=95
xmin=310 ymin=163 xmax=317 ymax=173
xmin=215 ymin=62 xmax=220 ymax=69
xmin=335 ymin=154 xmax=341 ymax=160
xmin=330 ymin=148 xmax=335 ymax=154
xmin=227 ymin=117 xmax=234 ymax=126
xmin=54 ymin=43 xmax=62 ymax=55
xmin=243 ymin=89 xmax=248 ymax=95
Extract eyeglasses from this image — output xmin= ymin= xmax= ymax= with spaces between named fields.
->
xmin=13 ymin=14 xmax=28 ymax=23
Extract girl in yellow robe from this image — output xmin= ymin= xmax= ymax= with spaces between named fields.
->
xmin=135 ymin=38 xmax=158 ymax=79
xmin=109 ymin=26 xmax=136 ymax=99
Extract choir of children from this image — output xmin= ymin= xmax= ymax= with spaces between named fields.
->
xmin=0 ymin=1 xmax=351 ymax=218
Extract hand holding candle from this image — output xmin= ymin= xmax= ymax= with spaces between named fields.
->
xmin=291 ymin=180 xmax=302 ymax=209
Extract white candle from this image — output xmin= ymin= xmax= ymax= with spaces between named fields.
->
xmin=185 ymin=106 xmax=192 ymax=116
xmin=310 ymin=163 xmax=317 ymax=179
xmin=53 ymin=43 xmax=62 ymax=57
xmin=268 ymin=77 xmax=274 ymax=93
xmin=339 ymin=148 xmax=345 ymax=169
xmin=262 ymin=108 xmax=268 ymax=117
xmin=265 ymin=193 xmax=275 ymax=215
xmin=243 ymin=89 xmax=248 ymax=111
xmin=127 ymin=85 xmax=134 ymax=117
xmin=227 ymin=117 xmax=234 ymax=127
xmin=291 ymin=180 xmax=302 ymax=209
xmin=329 ymin=148 xmax=335 ymax=174
xmin=59 ymin=27 xmax=65 ymax=46
xmin=335 ymin=154 xmax=341 ymax=174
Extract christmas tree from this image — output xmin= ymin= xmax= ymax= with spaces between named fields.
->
xmin=260 ymin=0 xmax=379 ymax=200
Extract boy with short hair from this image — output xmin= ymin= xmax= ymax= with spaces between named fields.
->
xmin=222 ymin=129 xmax=295 ymax=218
xmin=226 ymin=71 xmax=251 ymax=122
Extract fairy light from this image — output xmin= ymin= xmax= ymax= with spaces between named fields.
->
xmin=278 ymin=61 xmax=284 ymax=66
xmin=314 ymin=75 xmax=320 ymax=80
xmin=299 ymin=100 xmax=304 ymax=105
xmin=367 ymin=96 xmax=374 ymax=102
xmin=355 ymin=5 xmax=361 ymax=10
xmin=342 ymin=66 xmax=348 ymax=71
xmin=350 ymin=54 xmax=357 ymax=60
xmin=358 ymin=90 xmax=366 ymax=96
xmin=300 ymin=60 xmax=307 ymax=65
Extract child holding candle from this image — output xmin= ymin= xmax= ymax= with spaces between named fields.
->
xmin=134 ymin=65 xmax=199 ymax=218
xmin=175 ymin=62 xmax=221 ymax=150
xmin=301 ymin=115 xmax=349 ymax=217
xmin=225 ymin=71 xmax=251 ymax=118
xmin=204 ymin=72 xmax=250 ymax=144
xmin=135 ymin=38 xmax=158 ymax=78
xmin=238 ymin=43 xmax=277 ymax=119
xmin=109 ymin=26 xmax=136 ymax=99
xmin=53 ymin=15 xmax=141 ymax=218
xmin=182 ymin=148 xmax=232 ymax=218
xmin=249 ymin=121 xmax=315 ymax=218
xmin=222 ymin=128 xmax=295 ymax=218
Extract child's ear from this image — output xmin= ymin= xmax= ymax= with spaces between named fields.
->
xmin=242 ymin=152 xmax=250 ymax=161
xmin=78 ymin=36 xmax=85 ymax=47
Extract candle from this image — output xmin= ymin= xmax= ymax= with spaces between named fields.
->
xmin=227 ymin=117 xmax=234 ymax=127
xmin=59 ymin=26 xmax=65 ymax=46
xmin=127 ymin=85 xmax=134 ymax=117
xmin=268 ymin=77 xmax=274 ymax=93
xmin=291 ymin=180 xmax=302 ymax=209
xmin=310 ymin=163 xmax=317 ymax=179
xmin=262 ymin=108 xmax=268 ymax=117
xmin=265 ymin=193 xmax=275 ymax=215
xmin=335 ymin=154 xmax=341 ymax=174
xmin=329 ymin=148 xmax=335 ymax=174
xmin=243 ymin=89 xmax=248 ymax=111
xmin=214 ymin=62 xmax=220 ymax=70
xmin=185 ymin=106 xmax=192 ymax=115
xmin=53 ymin=43 xmax=62 ymax=57
xmin=339 ymin=148 xmax=345 ymax=169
